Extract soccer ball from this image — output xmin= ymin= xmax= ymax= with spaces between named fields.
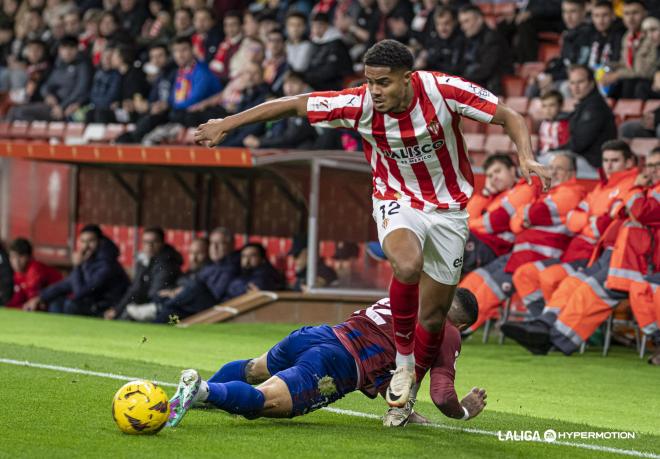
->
xmin=112 ymin=380 xmax=170 ymax=435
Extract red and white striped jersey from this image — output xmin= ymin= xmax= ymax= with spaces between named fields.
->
xmin=307 ymin=71 xmax=499 ymax=211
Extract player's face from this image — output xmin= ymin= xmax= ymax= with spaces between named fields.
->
xmin=188 ymin=240 xmax=209 ymax=271
xmin=241 ymin=246 xmax=263 ymax=270
xmin=591 ymin=6 xmax=613 ymax=33
xmin=485 ymin=162 xmax=517 ymax=193
xmin=646 ymin=153 xmax=660 ymax=183
xmin=365 ymin=65 xmax=412 ymax=113
xmin=568 ymin=68 xmax=594 ymax=100
xmin=9 ymin=251 xmax=30 ymax=273
xmin=601 ymin=149 xmax=631 ymax=178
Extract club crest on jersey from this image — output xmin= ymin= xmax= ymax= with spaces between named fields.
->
xmin=427 ymin=120 xmax=441 ymax=136
xmin=382 ymin=218 xmax=389 ymax=229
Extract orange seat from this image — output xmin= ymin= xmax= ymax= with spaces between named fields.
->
xmin=537 ymin=31 xmax=561 ymax=43
xmin=485 ymin=123 xmax=505 ymax=135
xmin=613 ymin=99 xmax=644 ymax=122
xmin=502 ymin=75 xmax=526 ymax=97
xmin=630 ymin=138 xmax=660 ymax=156
xmin=103 ymin=124 xmax=126 ymax=142
xmin=484 ymin=134 xmax=513 ymax=154
xmin=505 ymin=96 xmax=529 ymax=115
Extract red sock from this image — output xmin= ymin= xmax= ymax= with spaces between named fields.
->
xmin=389 ymin=277 xmax=419 ymax=356
xmin=414 ymin=322 xmax=445 ymax=383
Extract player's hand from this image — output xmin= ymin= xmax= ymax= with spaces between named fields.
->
xmin=194 ymin=118 xmax=230 ymax=147
xmin=520 ymin=158 xmax=551 ymax=191
xmin=460 ymin=387 xmax=487 ymax=420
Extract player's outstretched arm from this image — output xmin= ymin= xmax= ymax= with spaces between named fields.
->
xmin=194 ymin=94 xmax=310 ymax=147
xmin=491 ymin=103 xmax=551 ymax=191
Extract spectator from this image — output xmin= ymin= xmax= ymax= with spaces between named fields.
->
xmin=513 ymin=141 xmax=637 ymax=316
xmin=197 ymin=227 xmax=241 ymax=303
xmin=0 ymin=241 xmax=13 ymax=304
xmin=374 ymin=0 xmax=414 ymax=43
xmin=8 ymin=35 xmax=91 ymax=121
xmin=263 ymin=27 xmax=287 ymax=95
xmin=117 ymin=35 xmax=221 ymax=144
xmin=527 ymin=0 xmax=589 ymax=98
xmin=26 ymin=225 xmax=130 ymax=315
xmin=131 ymin=43 xmax=176 ymax=124
xmin=289 ymin=235 xmax=338 ymax=291
xmin=601 ymin=0 xmax=656 ymax=98
xmin=460 ymin=153 xmax=585 ymax=333
xmin=284 ymin=10 xmax=312 ymax=73
xmin=242 ymin=10 xmax=259 ymax=40
xmin=6 ymin=238 xmax=62 ymax=309
xmin=192 ymin=7 xmax=222 ymax=62
xmin=332 ymin=241 xmax=365 ymax=288
xmin=306 ymin=12 xmax=353 ymax=90
xmin=138 ymin=0 xmax=173 ymax=48
xmin=256 ymin=11 xmax=279 ymax=44
xmin=152 ymin=237 xmax=217 ymax=323
xmin=227 ymin=35 xmax=265 ymax=80
xmin=119 ymin=0 xmax=148 ymax=37
xmin=90 ymin=11 xmax=120 ymax=67
xmin=582 ymin=1 xmax=624 ymax=71
xmin=619 ymin=74 xmax=660 ymax=137
xmin=537 ymin=90 xmax=570 ymax=162
xmin=415 ymin=6 xmax=465 ymax=75
xmin=174 ymin=7 xmax=195 ymax=37
xmin=464 ymin=154 xmax=539 ymax=273
xmin=225 ymin=243 xmax=283 ymax=300
xmin=209 ymin=10 xmax=243 ymax=82
xmin=111 ymin=44 xmax=149 ymax=123
xmin=79 ymin=9 xmax=102 ymax=52
xmin=5 ymin=38 xmax=51 ymax=106
xmin=85 ymin=46 xmax=121 ymax=123
xmin=458 ymin=5 xmax=513 ymax=95
xmin=560 ymin=64 xmax=617 ymax=174
xmin=243 ymin=70 xmax=318 ymax=149
xmin=62 ymin=10 xmax=82 ymax=37
xmin=109 ymin=227 xmax=183 ymax=321
xmin=13 ymin=8 xmax=52 ymax=58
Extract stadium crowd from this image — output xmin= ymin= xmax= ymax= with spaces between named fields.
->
xmin=0 ymin=0 xmax=658 ymax=364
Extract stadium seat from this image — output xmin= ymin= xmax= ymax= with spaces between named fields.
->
xmin=28 ymin=121 xmax=49 ymax=140
xmin=502 ymin=75 xmax=526 ymax=97
xmin=484 ymin=134 xmax=513 ymax=154
xmin=461 ymin=116 xmax=485 ymax=134
xmin=47 ymin=122 xmax=66 ymax=140
xmin=103 ymin=124 xmax=126 ymax=143
xmin=9 ymin=120 xmax=29 ymax=139
xmin=65 ymin=122 xmax=86 ymax=139
xmin=614 ymin=99 xmax=644 ymax=123
xmin=182 ymin=127 xmax=197 ymax=144
xmin=537 ymin=31 xmax=561 ymax=44
xmin=643 ymin=99 xmax=660 ymax=114
xmin=630 ymin=138 xmax=660 ymax=156
xmin=538 ymin=42 xmax=560 ymax=62
xmin=519 ymin=62 xmax=546 ymax=80
xmin=464 ymin=133 xmax=485 ymax=152
xmin=505 ymin=96 xmax=529 ymax=115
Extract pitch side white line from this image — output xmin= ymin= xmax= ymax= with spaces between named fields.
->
xmin=1 ymin=357 xmax=658 ymax=459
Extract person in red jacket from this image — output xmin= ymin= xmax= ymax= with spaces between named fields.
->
xmin=460 ymin=153 xmax=585 ymax=333
xmin=502 ymin=149 xmax=660 ymax=356
xmin=6 ymin=238 xmax=62 ymax=309
xmin=512 ymin=140 xmax=638 ymax=316
xmin=464 ymin=154 xmax=540 ymax=273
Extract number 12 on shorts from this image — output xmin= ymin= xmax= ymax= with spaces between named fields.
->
xmin=379 ymin=201 xmax=401 ymax=220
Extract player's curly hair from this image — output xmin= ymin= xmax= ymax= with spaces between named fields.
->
xmin=363 ymin=39 xmax=414 ymax=70
xmin=454 ymin=288 xmax=479 ymax=328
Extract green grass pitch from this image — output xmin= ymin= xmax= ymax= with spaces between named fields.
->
xmin=0 ymin=308 xmax=658 ymax=458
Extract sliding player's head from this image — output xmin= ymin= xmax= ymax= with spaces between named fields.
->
xmin=447 ymin=288 xmax=479 ymax=331
xmin=363 ymin=39 xmax=414 ymax=113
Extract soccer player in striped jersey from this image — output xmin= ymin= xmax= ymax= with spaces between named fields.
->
xmin=195 ymin=39 xmax=550 ymax=409
xmin=166 ymin=288 xmax=486 ymax=427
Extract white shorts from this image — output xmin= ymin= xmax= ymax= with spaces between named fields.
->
xmin=372 ymin=198 xmax=469 ymax=285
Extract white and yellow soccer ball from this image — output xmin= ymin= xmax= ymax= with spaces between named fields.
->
xmin=112 ymin=380 xmax=170 ymax=435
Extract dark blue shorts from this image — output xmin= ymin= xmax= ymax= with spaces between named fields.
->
xmin=267 ymin=325 xmax=358 ymax=417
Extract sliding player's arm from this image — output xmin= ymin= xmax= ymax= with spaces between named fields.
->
xmin=194 ymin=95 xmax=310 ymax=147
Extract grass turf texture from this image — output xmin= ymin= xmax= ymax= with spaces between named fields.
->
xmin=0 ymin=308 xmax=658 ymax=459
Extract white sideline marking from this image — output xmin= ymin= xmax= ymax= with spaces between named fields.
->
xmin=1 ymin=357 xmax=659 ymax=459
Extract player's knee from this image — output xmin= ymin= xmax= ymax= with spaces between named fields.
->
xmin=391 ymin=257 xmax=423 ymax=284
xmin=245 ymin=355 xmax=271 ymax=384
xmin=419 ymin=314 xmax=446 ymax=333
